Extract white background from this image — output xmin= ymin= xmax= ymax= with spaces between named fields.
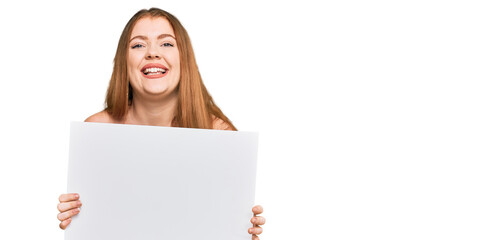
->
xmin=0 ymin=0 xmax=502 ymax=239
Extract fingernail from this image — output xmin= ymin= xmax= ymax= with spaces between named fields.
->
xmin=75 ymin=194 xmax=79 ymax=199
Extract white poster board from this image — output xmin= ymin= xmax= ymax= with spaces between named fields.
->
xmin=66 ymin=122 xmax=258 ymax=240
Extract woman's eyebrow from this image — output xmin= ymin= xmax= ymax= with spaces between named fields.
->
xmin=129 ymin=35 xmax=148 ymax=43
xmin=157 ymin=33 xmax=176 ymax=40
xmin=129 ymin=34 xmax=176 ymax=43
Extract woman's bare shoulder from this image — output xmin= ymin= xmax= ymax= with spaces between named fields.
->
xmin=84 ymin=111 xmax=120 ymax=123
xmin=212 ymin=116 xmax=234 ymax=131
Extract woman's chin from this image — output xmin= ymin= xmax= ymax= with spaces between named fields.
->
xmin=141 ymin=86 xmax=175 ymax=98
xmin=139 ymin=78 xmax=178 ymax=95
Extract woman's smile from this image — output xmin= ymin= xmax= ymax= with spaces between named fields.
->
xmin=141 ymin=63 xmax=169 ymax=79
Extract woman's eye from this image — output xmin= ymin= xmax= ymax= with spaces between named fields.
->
xmin=131 ymin=44 xmax=143 ymax=49
xmin=162 ymin=43 xmax=174 ymax=47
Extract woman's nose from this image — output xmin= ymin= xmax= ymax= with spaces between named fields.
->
xmin=146 ymin=46 xmax=160 ymax=59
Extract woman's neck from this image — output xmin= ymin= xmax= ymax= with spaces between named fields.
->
xmin=125 ymin=92 xmax=178 ymax=127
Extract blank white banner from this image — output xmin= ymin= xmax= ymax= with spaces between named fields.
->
xmin=66 ymin=122 xmax=258 ymax=240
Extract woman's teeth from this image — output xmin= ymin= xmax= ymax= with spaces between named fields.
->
xmin=143 ymin=67 xmax=167 ymax=75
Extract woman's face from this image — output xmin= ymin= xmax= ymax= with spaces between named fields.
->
xmin=127 ymin=17 xmax=180 ymax=100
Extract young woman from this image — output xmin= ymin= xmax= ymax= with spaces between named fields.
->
xmin=57 ymin=8 xmax=265 ymax=239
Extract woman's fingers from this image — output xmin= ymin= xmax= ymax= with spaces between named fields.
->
xmin=57 ymin=200 xmax=82 ymax=213
xmin=59 ymin=218 xmax=72 ymax=230
xmin=252 ymin=205 xmax=263 ymax=215
xmin=59 ymin=193 xmax=79 ymax=203
xmin=251 ymin=216 xmax=266 ymax=225
xmin=248 ymin=226 xmax=263 ymax=235
xmin=250 ymin=205 xmax=265 ymax=236
xmin=57 ymin=193 xmax=81 ymax=230
xmin=57 ymin=208 xmax=80 ymax=221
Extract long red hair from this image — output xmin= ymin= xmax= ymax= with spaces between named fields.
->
xmin=105 ymin=8 xmax=236 ymax=130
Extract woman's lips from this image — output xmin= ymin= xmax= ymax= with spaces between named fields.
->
xmin=141 ymin=63 xmax=168 ymax=79
xmin=143 ymin=70 xmax=168 ymax=79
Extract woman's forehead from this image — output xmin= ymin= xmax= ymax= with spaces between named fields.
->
xmin=131 ymin=17 xmax=175 ymax=38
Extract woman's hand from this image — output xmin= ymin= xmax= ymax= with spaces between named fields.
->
xmin=57 ymin=193 xmax=82 ymax=230
xmin=248 ymin=205 xmax=266 ymax=240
